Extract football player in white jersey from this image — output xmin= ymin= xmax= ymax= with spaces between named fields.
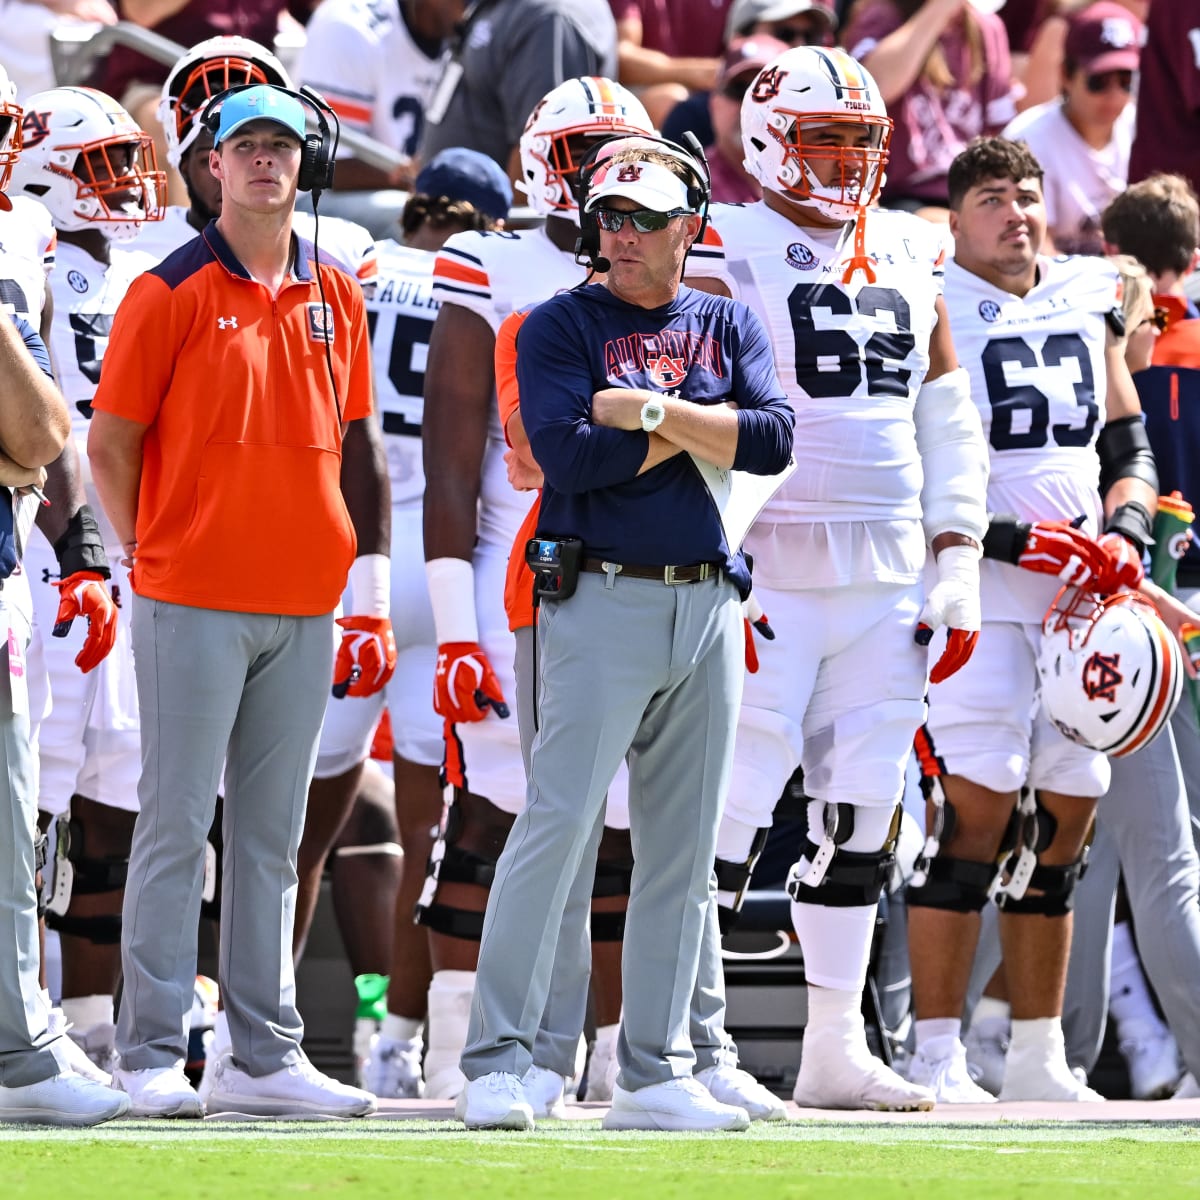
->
xmin=296 ymin=0 xmax=450 ymax=190
xmin=420 ymin=76 xmax=659 ymax=1107
xmin=904 ymin=136 xmax=1157 ymax=1103
xmin=8 ymin=85 xmax=164 ymax=1073
xmin=684 ymin=45 xmax=990 ymax=1111
xmin=301 ymin=148 xmax=514 ymax=1100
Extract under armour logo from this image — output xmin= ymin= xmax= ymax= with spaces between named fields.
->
xmin=217 ymin=315 xmax=238 ymax=330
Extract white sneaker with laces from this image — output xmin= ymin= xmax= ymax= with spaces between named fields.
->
xmin=454 ymin=1071 xmax=534 ymax=1130
xmin=112 ymin=1066 xmax=203 ymax=1118
xmin=364 ymin=1035 xmax=424 ymax=1099
xmin=906 ymin=1042 xmax=997 ymax=1104
xmin=695 ymin=1064 xmax=787 ymax=1121
xmin=47 ymin=1009 xmax=110 ymax=1085
xmin=204 ymin=1055 xmax=377 ymax=1117
xmin=521 ymin=1065 xmax=567 ymax=1119
xmin=963 ymin=1024 xmax=1008 ymax=1096
xmin=1172 ymin=1071 xmax=1200 ymax=1099
xmin=603 ymin=1076 xmax=749 ymax=1131
xmin=1118 ymin=1021 xmax=1183 ymax=1100
xmin=793 ymin=1028 xmax=935 ymax=1112
xmin=0 ymin=1072 xmax=130 ymax=1127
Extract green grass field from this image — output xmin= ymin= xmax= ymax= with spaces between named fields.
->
xmin=4 ymin=1118 xmax=1199 ymax=1200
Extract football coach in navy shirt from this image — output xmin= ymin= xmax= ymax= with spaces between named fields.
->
xmin=456 ymin=138 xmax=794 ymax=1132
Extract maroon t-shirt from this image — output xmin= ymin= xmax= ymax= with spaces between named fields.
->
xmin=1128 ymin=2 xmax=1200 ymax=196
xmin=845 ymin=1 xmax=1016 ymax=204
xmin=97 ymin=1 xmax=283 ymax=98
xmin=705 ymin=144 xmax=760 ymax=204
xmin=608 ymin=0 xmax=730 ymax=58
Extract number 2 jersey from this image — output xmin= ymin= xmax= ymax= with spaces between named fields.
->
xmin=944 ymin=252 xmax=1118 ymax=622
xmin=686 ymin=202 xmax=947 ymax=587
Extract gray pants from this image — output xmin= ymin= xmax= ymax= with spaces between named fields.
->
xmin=117 ymin=597 xmax=334 ymax=1075
xmin=1064 ymin=698 xmax=1200 ymax=1077
xmin=512 ymin=625 xmax=738 ymax=1077
xmin=463 ymin=571 xmax=742 ymax=1090
xmin=0 ymin=592 xmax=69 ymax=1087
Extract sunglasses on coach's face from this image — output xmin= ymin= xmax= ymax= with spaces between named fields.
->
xmin=1084 ymin=69 xmax=1134 ymax=94
xmin=766 ymin=22 xmax=824 ymax=46
xmin=593 ymin=207 xmax=691 ymax=233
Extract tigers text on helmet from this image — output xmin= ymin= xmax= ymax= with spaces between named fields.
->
xmin=159 ymin=36 xmax=292 ymax=168
xmin=517 ymin=76 xmax=653 ymax=219
xmin=740 ymin=45 xmax=891 ymax=221
xmin=1036 ymin=586 xmax=1184 ymax=758
xmin=11 ymin=88 xmax=165 ymax=240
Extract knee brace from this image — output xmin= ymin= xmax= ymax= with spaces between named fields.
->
xmin=44 ymin=813 xmax=127 ymax=944
xmin=714 ymin=825 xmax=770 ymax=934
xmin=993 ymin=790 xmax=1090 ymax=916
xmin=785 ymin=802 xmax=900 ymax=908
xmin=415 ymin=787 xmax=514 ymax=941
xmin=590 ymin=825 xmax=633 ymax=943
xmin=906 ymin=776 xmax=1005 ymax=914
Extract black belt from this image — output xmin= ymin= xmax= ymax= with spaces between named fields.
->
xmin=581 ymin=557 xmax=721 ymax=585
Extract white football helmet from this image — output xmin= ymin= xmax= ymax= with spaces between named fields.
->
xmin=1037 ymin=587 xmax=1184 ymax=758
xmin=159 ymin=36 xmax=292 ymax=168
xmin=741 ymin=46 xmax=892 ymax=220
xmin=0 ymin=64 xmax=22 ymax=200
xmin=11 ymin=88 xmax=165 ymax=241
xmin=518 ymin=76 xmax=654 ymax=218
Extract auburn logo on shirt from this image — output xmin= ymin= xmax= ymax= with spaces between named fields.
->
xmin=647 ymin=353 xmax=687 ymax=387
xmin=307 ymin=303 xmax=334 ymax=344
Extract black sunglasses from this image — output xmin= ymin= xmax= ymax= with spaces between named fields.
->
xmin=593 ymin=206 xmax=690 ymax=233
xmin=766 ymin=22 xmax=824 ymax=46
xmin=1142 ymin=306 xmax=1170 ymax=333
xmin=721 ymin=76 xmax=753 ymax=103
xmin=1085 ymin=69 xmax=1134 ymax=94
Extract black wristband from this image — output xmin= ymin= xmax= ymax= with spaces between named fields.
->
xmin=52 ymin=505 xmax=110 ymax=579
xmin=1104 ymin=500 xmax=1155 ymax=556
xmin=981 ymin=514 xmax=1031 ymax=565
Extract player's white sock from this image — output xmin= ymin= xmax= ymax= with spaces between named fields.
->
xmin=789 ymin=901 xmax=876 ymax=992
xmin=382 ymin=1013 xmax=423 ymax=1042
xmin=60 ymin=993 xmax=114 ymax=1031
xmin=423 ymin=969 xmax=474 ymax=1099
xmin=970 ymin=995 xmax=1011 ymax=1040
xmin=914 ymin=1017 xmax=961 ymax=1055
xmin=1108 ymin=921 xmax=1165 ymax=1033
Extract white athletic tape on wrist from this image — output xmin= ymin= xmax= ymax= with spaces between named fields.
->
xmin=915 ymin=367 xmax=989 ymax=544
xmin=425 ymin=556 xmax=480 ymax=644
xmin=348 ymin=553 xmax=390 ymax=618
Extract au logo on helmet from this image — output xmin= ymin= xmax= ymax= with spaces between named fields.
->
xmin=1081 ymin=651 xmax=1122 ymax=702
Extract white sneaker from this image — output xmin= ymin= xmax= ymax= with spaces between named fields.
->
xmin=454 ymin=1071 xmax=534 ymax=1130
xmin=603 ymin=1077 xmax=749 ymax=1131
xmin=963 ymin=1023 xmax=1008 ymax=1096
xmin=0 ymin=1072 xmax=130 ymax=1127
xmin=204 ymin=1055 xmax=377 ymax=1117
xmin=1172 ymin=1071 xmax=1200 ymax=1099
xmin=906 ymin=1042 xmax=997 ymax=1105
xmin=46 ymin=1009 xmax=110 ymax=1085
xmin=584 ymin=1029 xmax=619 ymax=1102
xmin=364 ymin=1035 xmax=424 ymax=1099
xmin=794 ymin=1033 xmax=935 ymax=1112
xmin=999 ymin=1050 xmax=1104 ymax=1102
xmin=1118 ymin=1022 xmax=1183 ymax=1100
xmin=695 ymin=1064 xmax=787 ymax=1121
xmin=112 ymin=1066 xmax=203 ymax=1118
xmin=521 ymin=1065 xmax=567 ymax=1119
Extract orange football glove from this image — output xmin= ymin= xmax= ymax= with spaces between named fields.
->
xmin=1094 ymin=531 xmax=1145 ymax=595
xmin=916 ymin=545 xmax=981 ymax=684
xmin=1016 ymin=521 xmax=1110 ymax=589
xmin=742 ymin=594 xmax=774 ymax=674
xmin=333 ymin=616 xmax=397 ymax=698
xmin=434 ymin=641 xmax=510 ymax=722
xmin=53 ymin=571 xmax=117 ymax=674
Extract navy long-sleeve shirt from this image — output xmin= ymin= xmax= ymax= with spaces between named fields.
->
xmin=518 ymin=283 xmax=793 ymax=596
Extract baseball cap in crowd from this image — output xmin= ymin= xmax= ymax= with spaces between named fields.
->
xmin=1064 ymin=2 xmax=1143 ymax=76
xmin=717 ymin=35 xmax=790 ymax=98
xmin=584 ymin=157 xmax=693 ymax=214
xmin=725 ymin=0 xmax=838 ymax=42
xmin=213 ymin=84 xmax=306 ymax=145
xmin=414 ymin=147 xmax=513 ymax=221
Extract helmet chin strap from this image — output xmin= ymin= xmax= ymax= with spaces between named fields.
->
xmin=842 ymin=210 xmax=875 ymax=284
